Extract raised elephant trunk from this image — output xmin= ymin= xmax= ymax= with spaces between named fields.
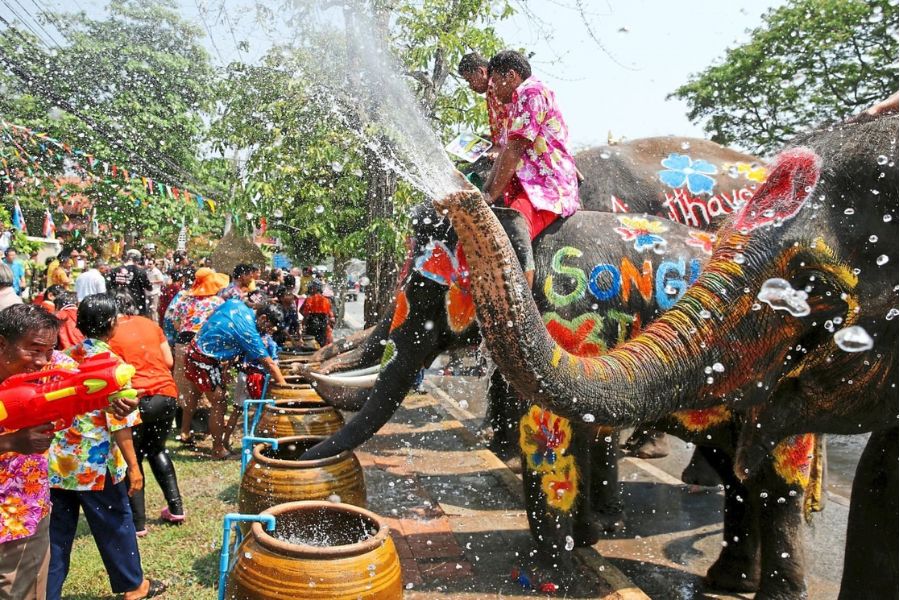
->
xmin=437 ymin=148 xmax=823 ymax=426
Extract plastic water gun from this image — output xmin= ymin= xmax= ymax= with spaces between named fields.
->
xmin=0 ymin=352 xmax=136 ymax=431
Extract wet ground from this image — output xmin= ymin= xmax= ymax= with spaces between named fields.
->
xmin=429 ymin=373 xmax=866 ymax=600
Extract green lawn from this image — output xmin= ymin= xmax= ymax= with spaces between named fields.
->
xmin=62 ymin=439 xmax=240 ymax=599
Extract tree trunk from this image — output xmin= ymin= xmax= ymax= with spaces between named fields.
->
xmin=362 ymin=156 xmax=398 ymax=327
xmin=332 ymin=255 xmax=349 ymax=328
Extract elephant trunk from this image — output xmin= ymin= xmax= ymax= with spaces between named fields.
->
xmin=437 ymin=189 xmax=757 ymax=426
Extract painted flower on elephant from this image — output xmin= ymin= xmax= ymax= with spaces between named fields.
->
xmin=413 ymin=241 xmax=475 ymax=333
xmin=614 ymin=216 xmax=668 ymax=252
xmin=772 ymin=433 xmax=816 ymax=488
xmin=672 ymin=405 xmax=732 ymax=431
xmin=658 ymin=153 xmax=718 ymax=195
xmin=685 ymin=230 xmax=717 ymax=255
xmin=543 ymin=312 xmax=606 ymax=356
xmin=520 ymin=405 xmax=571 ymax=471
xmin=540 ymin=454 xmax=578 ymax=512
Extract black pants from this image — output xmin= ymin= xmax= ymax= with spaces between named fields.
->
xmin=305 ymin=313 xmax=329 ymax=347
xmin=128 ymin=395 xmax=184 ymax=530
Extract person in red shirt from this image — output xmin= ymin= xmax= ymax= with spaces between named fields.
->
xmin=108 ymin=290 xmax=185 ymax=535
xmin=53 ymin=292 xmax=85 ymax=351
xmin=300 ymin=280 xmax=334 ymax=347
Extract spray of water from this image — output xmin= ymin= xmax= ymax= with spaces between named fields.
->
xmin=298 ymin=6 xmax=465 ymax=200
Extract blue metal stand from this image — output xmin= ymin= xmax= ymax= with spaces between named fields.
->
xmin=218 ymin=513 xmax=276 ymax=600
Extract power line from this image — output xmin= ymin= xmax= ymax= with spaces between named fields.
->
xmin=0 ymin=0 xmax=51 ymax=47
xmin=193 ymin=0 xmax=226 ymax=66
xmin=10 ymin=0 xmax=65 ymax=49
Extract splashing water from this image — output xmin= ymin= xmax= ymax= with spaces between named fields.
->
xmin=301 ymin=8 xmax=464 ymax=200
xmin=757 ymin=278 xmax=811 ymax=317
xmin=833 ymin=326 xmax=874 ymax=352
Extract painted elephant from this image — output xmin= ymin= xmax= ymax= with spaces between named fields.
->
xmin=438 ymin=116 xmax=898 ymax=599
xmin=302 ymin=203 xmax=825 ymax=597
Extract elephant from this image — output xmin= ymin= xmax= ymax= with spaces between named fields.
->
xmin=436 ymin=115 xmax=898 ymax=599
xmin=301 ymin=203 xmax=826 ymax=597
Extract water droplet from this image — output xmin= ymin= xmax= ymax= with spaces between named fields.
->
xmin=792 ymin=72 xmax=807 ymax=86
xmin=781 ymin=551 xmax=791 ymax=558
xmin=886 ymin=308 xmax=899 ymax=321
xmin=680 ymin=141 xmax=691 ymax=150
xmin=699 ymin=309 xmax=712 ymax=319
xmin=757 ymin=278 xmax=811 ymax=317
xmin=327 ymin=493 xmax=341 ymax=503
xmin=877 ymin=155 xmax=889 ymax=165
xmin=581 ymin=413 xmax=595 ymax=423
xmin=406 ymin=583 xmax=415 ymax=590
xmin=424 ymin=320 xmax=434 ymax=331
xmin=599 ymin=151 xmax=611 ymax=159
xmin=844 ymin=207 xmax=855 ymax=215
xmin=833 ymin=326 xmax=874 ymax=352
xmin=704 ymin=366 xmax=713 ymax=374
xmin=884 ymin=214 xmax=893 ymax=223
xmin=315 ymin=204 xmax=325 ymax=214
xmin=244 ymin=552 xmax=253 ymax=559
xmin=564 ymin=535 xmax=575 ymax=551
xmin=458 ymin=399 xmax=469 ymax=410
xmin=876 ymin=255 xmax=889 ymax=266
xmin=733 ymin=253 xmax=746 ymax=265
xmin=706 ymin=376 xmax=714 ymax=384
xmin=869 ymin=235 xmax=879 ymax=243
xmin=712 ymin=362 xmax=725 ymax=373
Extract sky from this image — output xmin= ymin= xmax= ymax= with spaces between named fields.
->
xmin=15 ymin=0 xmax=783 ymax=150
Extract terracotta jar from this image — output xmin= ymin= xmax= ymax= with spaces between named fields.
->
xmin=225 ymin=501 xmax=402 ymax=599
xmin=255 ymin=399 xmax=344 ymax=438
xmin=268 ymin=381 xmax=321 ymax=401
xmin=239 ymin=436 xmax=366 ymax=520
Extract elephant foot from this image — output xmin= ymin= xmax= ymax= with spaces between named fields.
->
xmin=622 ymin=429 xmax=670 ymax=459
xmin=704 ymin=553 xmax=761 ymax=593
xmin=681 ymin=449 xmax=722 ymax=487
xmin=577 ymin=509 xmax=625 ymax=543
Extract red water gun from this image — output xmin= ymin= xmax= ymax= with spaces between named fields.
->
xmin=0 ymin=352 xmax=136 ymax=431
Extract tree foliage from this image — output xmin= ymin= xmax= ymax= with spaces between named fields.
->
xmin=670 ymin=0 xmax=898 ymax=154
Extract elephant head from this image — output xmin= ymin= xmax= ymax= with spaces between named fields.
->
xmin=437 ymin=117 xmax=897 ymax=451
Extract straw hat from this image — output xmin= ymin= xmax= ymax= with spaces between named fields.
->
xmin=189 ymin=267 xmax=229 ymax=297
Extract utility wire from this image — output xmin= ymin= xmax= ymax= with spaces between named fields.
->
xmin=18 ymin=0 xmax=66 ymax=49
xmin=0 ymin=0 xmax=51 ymax=48
xmin=193 ymin=0 xmax=226 ymax=66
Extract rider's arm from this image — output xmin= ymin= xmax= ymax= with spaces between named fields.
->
xmin=484 ymin=138 xmax=529 ymax=204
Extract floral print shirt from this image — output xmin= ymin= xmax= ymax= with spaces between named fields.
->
xmin=48 ymin=340 xmax=140 ymax=491
xmin=0 ymin=351 xmax=78 ymax=543
xmin=501 ymin=76 xmax=580 ymax=217
xmin=164 ymin=291 xmax=224 ymax=335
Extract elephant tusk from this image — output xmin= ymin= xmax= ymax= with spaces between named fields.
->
xmin=309 ymin=372 xmax=379 ymax=388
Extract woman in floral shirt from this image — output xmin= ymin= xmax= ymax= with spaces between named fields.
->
xmin=47 ymin=295 xmax=165 ymax=600
xmin=162 ymin=267 xmax=228 ymax=445
xmin=0 ymin=305 xmax=73 ymax=600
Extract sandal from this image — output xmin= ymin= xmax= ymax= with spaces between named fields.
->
xmin=135 ymin=529 xmax=148 ymax=538
xmin=160 ymin=507 xmax=186 ymax=524
xmin=175 ymin=434 xmax=195 ymax=447
xmin=126 ymin=578 xmax=167 ymax=599
xmin=211 ymin=449 xmax=235 ymax=460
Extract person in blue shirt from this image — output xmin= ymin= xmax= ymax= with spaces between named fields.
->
xmin=4 ymin=248 xmax=26 ymax=295
xmin=183 ymin=299 xmax=287 ymax=459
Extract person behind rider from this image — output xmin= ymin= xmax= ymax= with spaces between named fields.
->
xmin=481 ymin=50 xmax=581 ymax=288
xmin=457 ymin=52 xmax=508 ymax=147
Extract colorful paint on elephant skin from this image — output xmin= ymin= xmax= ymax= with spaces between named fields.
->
xmin=658 ymin=153 xmax=719 ymax=195
xmin=663 ymin=186 xmax=754 ymax=228
xmin=543 ymin=246 xmax=704 ymax=310
xmin=686 ymin=230 xmax=717 ymax=255
xmin=543 ymin=311 xmax=635 ymax=356
xmin=520 ymin=405 xmax=579 ymax=513
xmin=614 ymin=216 xmax=668 ymax=252
xmin=723 ymin=161 xmax=768 ymax=183
xmin=772 ymin=433 xmax=817 ymax=488
xmin=389 ymin=290 xmax=409 ymax=332
xmin=413 ymin=240 xmax=476 ymax=332
xmin=672 ymin=405 xmax=732 ymax=431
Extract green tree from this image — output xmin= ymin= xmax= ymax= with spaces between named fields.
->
xmin=0 ymin=0 xmax=222 ymax=244
xmin=670 ymin=0 xmax=898 ymax=154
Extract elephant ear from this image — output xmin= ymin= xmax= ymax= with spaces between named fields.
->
xmin=734 ymin=147 xmax=821 ymax=233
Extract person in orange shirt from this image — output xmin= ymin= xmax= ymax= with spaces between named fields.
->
xmin=300 ymin=280 xmax=334 ymax=347
xmin=109 ymin=290 xmax=185 ymax=536
xmin=46 ymin=255 xmax=73 ymax=290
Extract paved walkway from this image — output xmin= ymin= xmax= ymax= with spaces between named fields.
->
xmin=356 ymin=391 xmax=648 ymax=599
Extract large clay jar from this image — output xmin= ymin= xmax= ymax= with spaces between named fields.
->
xmin=268 ymin=381 xmax=321 ymax=401
xmin=255 ymin=400 xmax=344 ymax=438
xmin=239 ymin=436 xmax=366 ymax=521
xmin=225 ymin=501 xmax=403 ymax=599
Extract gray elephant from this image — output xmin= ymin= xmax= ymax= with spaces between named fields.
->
xmin=438 ymin=116 xmax=898 ymax=599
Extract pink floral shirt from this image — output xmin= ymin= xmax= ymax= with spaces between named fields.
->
xmin=501 ymin=76 xmax=580 ymax=217
xmin=0 ymin=351 xmax=78 ymax=544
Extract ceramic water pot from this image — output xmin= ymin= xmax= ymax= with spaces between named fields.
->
xmin=255 ymin=399 xmax=344 ymax=438
xmin=239 ymin=436 xmax=366 ymax=520
xmin=225 ymin=501 xmax=402 ymax=599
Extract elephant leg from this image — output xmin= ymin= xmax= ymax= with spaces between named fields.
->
xmin=587 ymin=426 xmax=625 ymax=534
xmin=750 ymin=449 xmax=809 ymax=600
xmin=838 ymin=427 xmax=898 ymax=600
xmin=485 ymin=369 xmax=519 ymax=461
xmin=681 ymin=447 xmax=722 ymax=487
xmin=702 ymin=445 xmax=762 ymax=593
xmin=516 ymin=405 xmax=586 ymax=594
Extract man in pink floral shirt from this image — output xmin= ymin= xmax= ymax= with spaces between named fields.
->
xmin=0 ymin=306 xmax=78 ymax=600
xmin=483 ymin=50 xmax=580 ymax=288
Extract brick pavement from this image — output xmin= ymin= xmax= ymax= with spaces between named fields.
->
xmin=355 ymin=392 xmax=648 ymax=599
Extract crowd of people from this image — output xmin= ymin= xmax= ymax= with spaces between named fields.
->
xmin=0 ymin=246 xmax=339 ymax=599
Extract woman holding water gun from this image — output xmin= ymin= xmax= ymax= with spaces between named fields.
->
xmin=0 ymin=304 xmax=139 ymax=600
xmin=46 ymin=295 xmax=166 ymax=600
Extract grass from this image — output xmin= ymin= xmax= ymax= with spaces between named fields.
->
xmin=62 ymin=437 xmax=241 ymax=599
